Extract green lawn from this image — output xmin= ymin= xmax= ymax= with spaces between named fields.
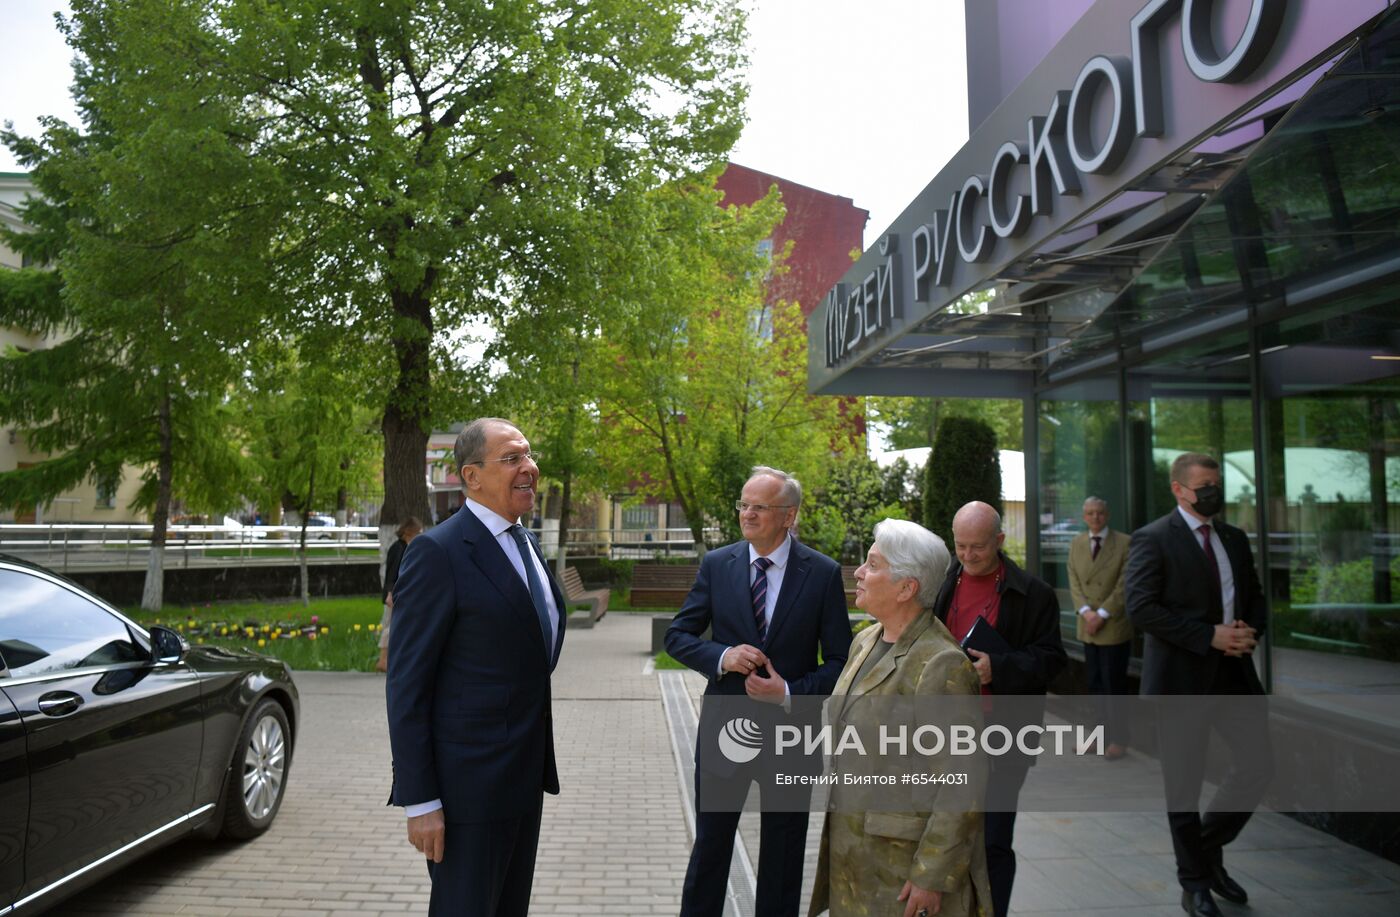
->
xmin=653 ymin=652 xmax=689 ymax=670
xmin=119 ymin=589 xmax=863 ymax=674
xmin=126 ymin=596 xmax=386 ymax=673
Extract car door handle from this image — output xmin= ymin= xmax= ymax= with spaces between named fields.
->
xmin=37 ymin=691 xmax=84 ymax=717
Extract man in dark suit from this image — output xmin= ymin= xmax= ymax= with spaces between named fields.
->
xmin=1127 ymin=452 xmax=1271 ymax=917
xmin=666 ymin=466 xmax=852 ymax=917
xmin=932 ymin=501 xmax=1067 ymax=917
xmin=386 ymin=417 xmax=566 ymax=917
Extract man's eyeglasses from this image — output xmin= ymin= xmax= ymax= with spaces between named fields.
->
xmin=735 ymin=501 xmax=793 ymax=513
xmin=470 ymin=451 xmax=543 ymax=468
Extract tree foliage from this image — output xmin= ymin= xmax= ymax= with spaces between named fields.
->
xmin=923 ymin=416 xmax=1002 ymax=541
xmin=802 ymin=453 xmax=906 ymax=564
xmin=213 ymin=0 xmax=752 ymax=531
xmin=587 ymin=174 xmax=850 ymax=551
xmin=879 ymin=456 xmax=923 ymax=526
xmin=868 ymin=395 xmax=1023 ymax=452
xmin=238 ymin=337 xmax=381 ymax=603
xmin=0 ymin=0 xmax=280 ymax=608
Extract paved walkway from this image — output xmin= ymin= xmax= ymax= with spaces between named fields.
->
xmin=50 ymin=613 xmax=1400 ymax=915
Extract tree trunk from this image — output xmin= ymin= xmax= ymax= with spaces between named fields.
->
xmin=141 ymin=384 xmax=174 ymax=612
xmin=379 ymin=285 xmax=434 ymax=552
xmin=554 ymin=359 xmax=580 ymax=577
xmin=299 ymin=464 xmax=315 ymax=608
xmin=335 ymin=461 xmax=348 ymax=526
xmin=555 ymin=469 xmax=572 ymax=578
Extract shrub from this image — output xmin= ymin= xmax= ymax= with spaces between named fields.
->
xmin=923 ymin=417 xmax=1002 ymax=540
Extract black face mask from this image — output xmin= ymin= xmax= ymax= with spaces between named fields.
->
xmin=1191 ymin=484 xmax=1224 ymax=517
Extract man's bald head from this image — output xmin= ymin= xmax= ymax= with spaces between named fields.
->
xmin=953 ymin=501 xmax=1002 ymax=539
xmin=951 ymin=501 xmax=1005 ymax=576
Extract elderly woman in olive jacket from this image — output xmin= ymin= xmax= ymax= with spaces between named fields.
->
xmin=810 ymin=519 xmax=991 ymax=917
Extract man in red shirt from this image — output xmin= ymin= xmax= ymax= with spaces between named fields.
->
xmin=932 ymin=501 xmax=1067 ymax=917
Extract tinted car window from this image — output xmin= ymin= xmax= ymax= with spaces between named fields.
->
xmin=0 ymin=569 xmax=144 ymax=677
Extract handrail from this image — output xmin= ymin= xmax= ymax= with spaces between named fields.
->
xmin=0 ymin=522 xmax=721 ymax=572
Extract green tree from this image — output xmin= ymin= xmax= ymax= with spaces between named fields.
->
xmin=923 ymin=417 xmax=1002 ymax=541
xmin=592 ymin=175 xmax=849 ymax=552
xmin=239 ymin=339 xmax=381 ymax=605
xmin=807 ymin=452 xmax=906 ymax=564
xmin=216 ymin=0 xmax=750 ymax=539
xmin=868 ymin=396 xmax=1023 ymax=451
xmin=489 ymin=288 xmax=609 ymax=575
xmin=703 ymin=431 xmax=758 ymax=547
xmin=0 ymin=0 xmax=278 ymax=609
xmin=879 ymin=456 xmax=923 ymax=525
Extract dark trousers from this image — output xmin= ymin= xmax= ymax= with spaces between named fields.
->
xmin=985 ymin=760 xmax=1030 ymax=917
xmin=1158 ymin=660 xmax=1273 ymax=892
xmin=426 ymin=798 xmax=543 ymax=917
xmin=1084 ymin=640 xmax=1131 ymax=746
xmin=681 ymin=772 xmax=809 ymax=917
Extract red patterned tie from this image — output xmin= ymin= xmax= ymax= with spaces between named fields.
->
xmin=1197 ymin=525 xmax=1218 ymax=576
xmin=1198 ymin=524 xmax=1224 ymax=622
xmin=751 ymin=556 xmax=773 ymax=641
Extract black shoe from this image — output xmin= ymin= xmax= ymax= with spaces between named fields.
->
xmin=1182 ymin=889 xmax=1224 ymax=917
xmin=1210 ymin=863 xmax=1248 ymax=904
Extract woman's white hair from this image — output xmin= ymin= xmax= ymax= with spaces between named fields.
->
xmin=872 ymin=518 xmax=951 ymax=608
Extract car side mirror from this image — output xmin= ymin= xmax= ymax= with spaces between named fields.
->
xmin=149 ymin=625 xmax=188 ymax=664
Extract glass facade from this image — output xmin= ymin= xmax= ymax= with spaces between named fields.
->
xmin=1034 ymin=6 xmax=1400 ymax=692
xmin=1261 ymin=301 xmax=1399 ymax=694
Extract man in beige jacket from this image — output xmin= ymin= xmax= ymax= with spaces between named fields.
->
xmin=1068 ymin=496 xmax=1132 ymax=758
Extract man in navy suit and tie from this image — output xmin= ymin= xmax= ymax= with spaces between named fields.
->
xmin=666 ymin=466 xmax=852 ymax=917
xmin=387 ymin=417 xmax=566 ymax=917
xmin=1127 ymin=452 xmax=1272 ymax=917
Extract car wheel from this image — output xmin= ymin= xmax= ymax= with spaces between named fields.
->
xmin=220 ymin=698 xmax=292 ymax=839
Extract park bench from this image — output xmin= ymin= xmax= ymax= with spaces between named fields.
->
xmin=841 ymin=565 xmax=859 ymax=608
xmin=629 ymin=562 xmax=859 ymax=609
xmin=561 ymin=566 xmax=609 ymax=629
xmin=631 ymin=563 xmax=700 ymax=609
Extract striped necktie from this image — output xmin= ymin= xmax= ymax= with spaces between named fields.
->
xmin=751 ymin=556 xmax=773 ymax=641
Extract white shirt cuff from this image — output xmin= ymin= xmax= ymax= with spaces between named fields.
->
xmin=1078 ymin=605 xmax=1093 ymax=616
xmin=1096 ymin=608 xmax=1111 ymax=619
xmin=717 ymin=647 xmax=731 ymax=676
xmin=782 ymin=680 xmax=791 ymax=713
xmin=405 ymin=799 xmax=443 ymax=818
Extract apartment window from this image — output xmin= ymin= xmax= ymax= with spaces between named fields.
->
xmin=95 ymin=477 xmax=117 ymax=509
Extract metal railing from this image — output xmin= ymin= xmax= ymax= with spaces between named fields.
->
xmin=535 ymin=526 xmax=717 ymax=560
xmin=0 ymin=523 xmax=380 ymax=574
xmin=0 ymin=522 xmax=723 ymax=573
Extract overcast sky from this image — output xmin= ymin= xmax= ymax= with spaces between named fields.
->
xmin=0 ymin=0 xmax=969 ymax=246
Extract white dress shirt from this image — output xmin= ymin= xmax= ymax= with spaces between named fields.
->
xmin=1078 ymin=529 xmax=1112 ymax=619
xmin=718 ymin=535 xmax=793 ymax=702
xmin=464 ymin=498 xmax=561 ymax=655
xmin=1177 ymin=506 xmax=1235 ymax=624
xmin=405 ymin=498 xmax=560 ymax=819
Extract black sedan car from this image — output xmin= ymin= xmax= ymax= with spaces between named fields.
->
xmin=0 ymin=555 xmax=298 ymax=914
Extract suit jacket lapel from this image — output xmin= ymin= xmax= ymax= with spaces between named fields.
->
xmin=838 ymin=613 xmax=936 ymax=722
xmin=726 ymin=543 xmax=764 ymax=645
xmin=763 ymin=539 xmax=809 ymax=648
xmin=1169 ymin=510 xmax=1218 ymax=589
xmin=1095 ymin=529 xmax=1124 ymax=568
xmin=523 ymin=528 xmax=567 ymax=669
xmin=459 ymin=510 xmax=548 ymax=659
xmin=831 ymin=626 xmax=877 ymax=726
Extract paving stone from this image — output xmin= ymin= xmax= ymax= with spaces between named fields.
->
xmin=38 ymin=612 xmax=1400 ymax=916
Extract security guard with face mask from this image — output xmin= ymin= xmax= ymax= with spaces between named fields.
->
xmin=1125 ymin=452 xmax=1272 ymax=917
